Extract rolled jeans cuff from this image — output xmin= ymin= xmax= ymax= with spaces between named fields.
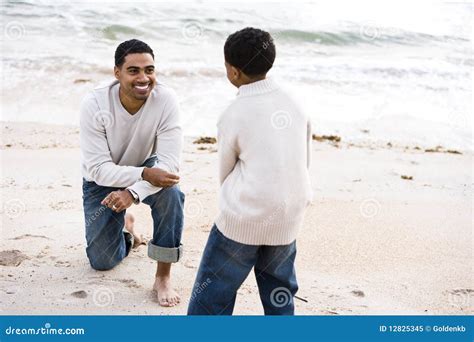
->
xmin=147 ymin=242 xmax=183 ymax=263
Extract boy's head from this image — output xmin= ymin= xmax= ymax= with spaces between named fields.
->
xmin=114 ymin=39 xmax=156 ymax=101
xmin=224 ymin=27 xmax=276 ymax=87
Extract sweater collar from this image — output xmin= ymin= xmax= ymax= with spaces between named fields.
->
xmin=237 ymin=78 xmax=278 ymax=97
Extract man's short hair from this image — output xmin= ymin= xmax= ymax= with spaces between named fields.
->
xmin=224 ymin=27 xmax=276 ymax=77
xmin=115 ymin=39 xmax=154 ymax=67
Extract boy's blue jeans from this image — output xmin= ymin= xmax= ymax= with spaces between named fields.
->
xmin=82 ymin=157 xmax=185 ymax=271
xmin=187 ymin=225 xmax=298 ymax=315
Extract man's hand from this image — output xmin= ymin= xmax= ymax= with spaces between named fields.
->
xmin=142 ymin=167 xmax=179 ymax=187
xmin=101 ymin=190 xmax=134 ymax=212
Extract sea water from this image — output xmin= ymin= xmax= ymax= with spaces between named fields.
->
xmin=1 ymin=0 xmax=472 ymax=150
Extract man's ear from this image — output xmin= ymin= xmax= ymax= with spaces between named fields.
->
xmin=114 ymin=66 xmax=120 ymax=80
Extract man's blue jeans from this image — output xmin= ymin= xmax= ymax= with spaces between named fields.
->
xmin=187 ymin=225 xmax=298 ymax=315
xmin=82 ymin=158 xmax=185 ymax=271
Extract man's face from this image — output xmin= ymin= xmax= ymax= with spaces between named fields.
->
xmin=114 ymin=53 xmax=156 ymax=101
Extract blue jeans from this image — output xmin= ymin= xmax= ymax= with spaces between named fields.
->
xmin=82 ymin=157 xmax=185 ymax=271
xmin=187 ymin=225 xmax=298 ymax=315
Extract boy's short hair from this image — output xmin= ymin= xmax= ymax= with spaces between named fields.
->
xmin=115 ymin=39 xmax=154 ymax=67
xmin=224 ymin=27 xmax=276 ymax=76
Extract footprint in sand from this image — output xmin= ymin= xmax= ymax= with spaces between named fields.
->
xmin=0 ymin=250 xmax=29 ymax=266
xmin=9 ymin=234 xmax=52 ymax=240
xmin=71 ymin=290 xmax=88 ymax=299
xmin=448 ymin=289 xmax=474 ymax=295
xmin=446 ymin=289 xmax=473 ymax=307
xmin=351 ymin=290 xmax=365 ymax=298
xmin=49 ymin=201 xmax=75 ymax=210
xmin=36 ymin=246 xmax=51 ymax=259
xmin=115 ymin=279 xmax=140 ymax=288
xmin=184 ymin=260 xmax=197 ymax=269
xmin=54 ymin=260 xmax=72 ymax=268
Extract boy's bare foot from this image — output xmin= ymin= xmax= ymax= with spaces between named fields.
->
xmin=153 ymin=276 xmax=181 ymax=307
xmin=124 ymin=213 xmax=146 ymax=249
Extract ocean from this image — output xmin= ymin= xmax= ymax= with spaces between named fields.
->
xmin=1 ymin=0 xmax=472 ymax=150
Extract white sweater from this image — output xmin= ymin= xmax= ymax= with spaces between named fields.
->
xmin=80 ymin=80 xmax=182 ymax=201
xmin=215 ymin=78 xmax=313 ymax=246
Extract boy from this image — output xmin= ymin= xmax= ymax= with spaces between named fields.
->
xmin=187 ymin=28 xmax=312 ymax=315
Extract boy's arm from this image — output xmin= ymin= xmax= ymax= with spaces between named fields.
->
xmin=217 ymin=118 xmax=238 ymax=185
xmin=80 ymin=95 xmax=144 ymax=187
xmin=127 ymin=93 xmax=183 ymax=202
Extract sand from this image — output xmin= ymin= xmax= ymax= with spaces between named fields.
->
xmin=0 ymin=122 xmax=472 ymax=315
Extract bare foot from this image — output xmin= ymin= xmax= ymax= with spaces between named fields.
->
xmin=124 ymin=213 xmax=145 ymax=249
xmin=153 ymin=276 xmax=181 ymax=307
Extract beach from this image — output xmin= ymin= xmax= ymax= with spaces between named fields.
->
xmin=0 ymin=0 xmax=472 ymax=318
xmin=1 ymin=122 xmax=471 ymax=315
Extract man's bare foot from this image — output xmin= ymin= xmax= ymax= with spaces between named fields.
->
xmin=124 ymin=213 xmax=145 ymax=249
xmin=153 ymin=276 xmax=181 ymax=307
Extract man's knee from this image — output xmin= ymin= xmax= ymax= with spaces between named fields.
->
xmin=148 ymin=185 xmax=185 ymax=208
xmin=161 ymin=185 xmax=184 ymax=201
xmin=86 ymin=245 xmax=122 ymax=271
xmin=89 ymin=259 xmax=117 ymax=271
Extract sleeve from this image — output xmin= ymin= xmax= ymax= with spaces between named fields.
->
xmin=217 ymin=109 xmax=239 ymax=186
xmin=79 ymin=94 xmax=144 ymax=187
xmin=127 ymin=91 xmax=183 ymax=201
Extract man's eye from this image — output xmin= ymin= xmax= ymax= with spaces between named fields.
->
xmin=129 ymin=70 xmax=138 ymax=74
xmin=146 ymin=69 xmax=154 ymax=74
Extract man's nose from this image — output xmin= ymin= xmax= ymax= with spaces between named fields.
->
xmin=136 ymin=72 xmax=149 ymax=83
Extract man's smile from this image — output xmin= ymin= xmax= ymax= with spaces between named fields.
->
xmin=133 ymin=83 xmax=151 ymax=93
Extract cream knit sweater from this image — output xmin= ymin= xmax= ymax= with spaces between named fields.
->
xmin=215 ymin=78 xmax=313 ymax=246
xmin=80 ymin=80 xmax=182 ymax=202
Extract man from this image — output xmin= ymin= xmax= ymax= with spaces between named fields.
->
xmin=80 ymin=39 xmax=184 ymax=307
